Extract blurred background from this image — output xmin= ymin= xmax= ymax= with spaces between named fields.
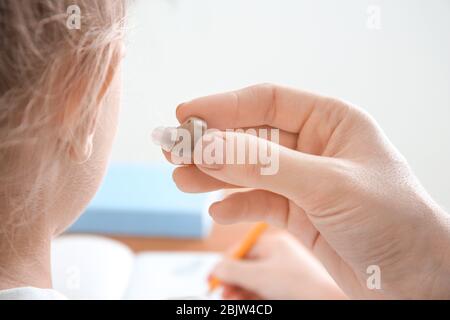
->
xmin=112 ymin=0 xmax=450 ymax=209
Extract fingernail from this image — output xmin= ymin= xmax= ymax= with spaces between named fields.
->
xmin=176 ymin=102 xmax=186 ymax=119
xmin=199 ymin=162 xmax=224 ymax=170
xmin=208 ymin=202 xmax=220 ymax=216
xmin=151 ymin=126 xmax=177 ymax=152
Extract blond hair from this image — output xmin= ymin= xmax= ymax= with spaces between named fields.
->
xmin=0 ymin=0 xmax=127 ymax=225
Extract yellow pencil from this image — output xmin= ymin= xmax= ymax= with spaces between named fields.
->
xmin=208 ymin=222 xmax=269 ymax=293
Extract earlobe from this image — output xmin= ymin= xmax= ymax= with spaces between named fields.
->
xmin=67 ymin=104 xmax=99 ymax=165
xmin=69 ymin=133 xmax=94 ymax=164
xmin=66 ymin=45 xmax=122 ymax=165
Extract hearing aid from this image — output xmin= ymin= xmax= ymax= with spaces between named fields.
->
xmin=152 ymin=117 xmax=208 ymax=155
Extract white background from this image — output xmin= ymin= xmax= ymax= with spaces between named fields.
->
xmin=112 ymin=0 xmax=450 ymax=209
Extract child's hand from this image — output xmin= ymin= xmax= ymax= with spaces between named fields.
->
xmin=211 ymin=232 xmax=346 ymax=300
xmin=169 ymin=84 xmax=450 ymax=299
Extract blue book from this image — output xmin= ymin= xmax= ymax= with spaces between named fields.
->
xmin=69 ymin=164 xmax=216 ymax=238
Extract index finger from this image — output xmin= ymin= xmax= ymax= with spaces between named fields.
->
xmin=176 ymin=83 xmax=341 ymax=133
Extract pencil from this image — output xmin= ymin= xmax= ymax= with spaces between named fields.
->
xmin=208 ymin=222 xmax=269 ymax=293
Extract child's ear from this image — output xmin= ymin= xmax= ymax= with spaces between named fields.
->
xmin=66 ymin=51 xmax=121 ymax=164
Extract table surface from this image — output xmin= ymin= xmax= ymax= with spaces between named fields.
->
xmin=110 ymin=223 xmax=255 ymax=253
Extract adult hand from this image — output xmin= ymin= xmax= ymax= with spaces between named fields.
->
xmin=168 ymin=84 xmax=450 ymax=299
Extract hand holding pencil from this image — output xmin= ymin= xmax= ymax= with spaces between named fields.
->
xmin=208 ymin=229 xmax=347 ymax=300
xmin=208 ymin=222 xmax=269 ymax=293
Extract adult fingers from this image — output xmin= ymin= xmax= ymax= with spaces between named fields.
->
xmin=172 ymin=166 xmax=237 ymax=193
xmin=209 ymin=190 xmax=289 ymax=228
xmin=176 ymin=83 xmax=347 ymax=134
xmin=194 ymin=130 xmax=339 ymax=203
xmin=162 ymin=127 xmax=298 ymax=166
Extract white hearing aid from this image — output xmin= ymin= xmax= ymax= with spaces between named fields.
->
xmin=152 ymin=117 xmax=208 ymax=154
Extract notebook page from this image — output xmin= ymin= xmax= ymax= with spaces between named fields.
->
xmin=52 ymin=235 xmax=135 ymax=300
xmin=124 ymin=252 xmax=221 ymax=300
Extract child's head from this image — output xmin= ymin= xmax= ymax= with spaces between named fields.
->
xmin=0 ymin=1 xmax=127 ymax=235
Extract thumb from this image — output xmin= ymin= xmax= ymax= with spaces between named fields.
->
xmin=194 ymin=130 xmax=339 ymax=201
xmin=212 ymin=258 xmax=265 ymax=293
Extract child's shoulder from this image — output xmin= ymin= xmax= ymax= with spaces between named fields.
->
xmin=0 ymin=287 xmax=66 ymax=300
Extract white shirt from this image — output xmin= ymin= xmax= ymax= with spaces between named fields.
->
xmin=0 ymin=287 xmax=66 ymax=300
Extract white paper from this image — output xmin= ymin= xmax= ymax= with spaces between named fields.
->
xmin=52 ymin=235 xmax=222 ymax=300
xmin=124 ymin=252 xmax=221 ymax=300
xmin=52 ymin=235 xmax=135 ymax=300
